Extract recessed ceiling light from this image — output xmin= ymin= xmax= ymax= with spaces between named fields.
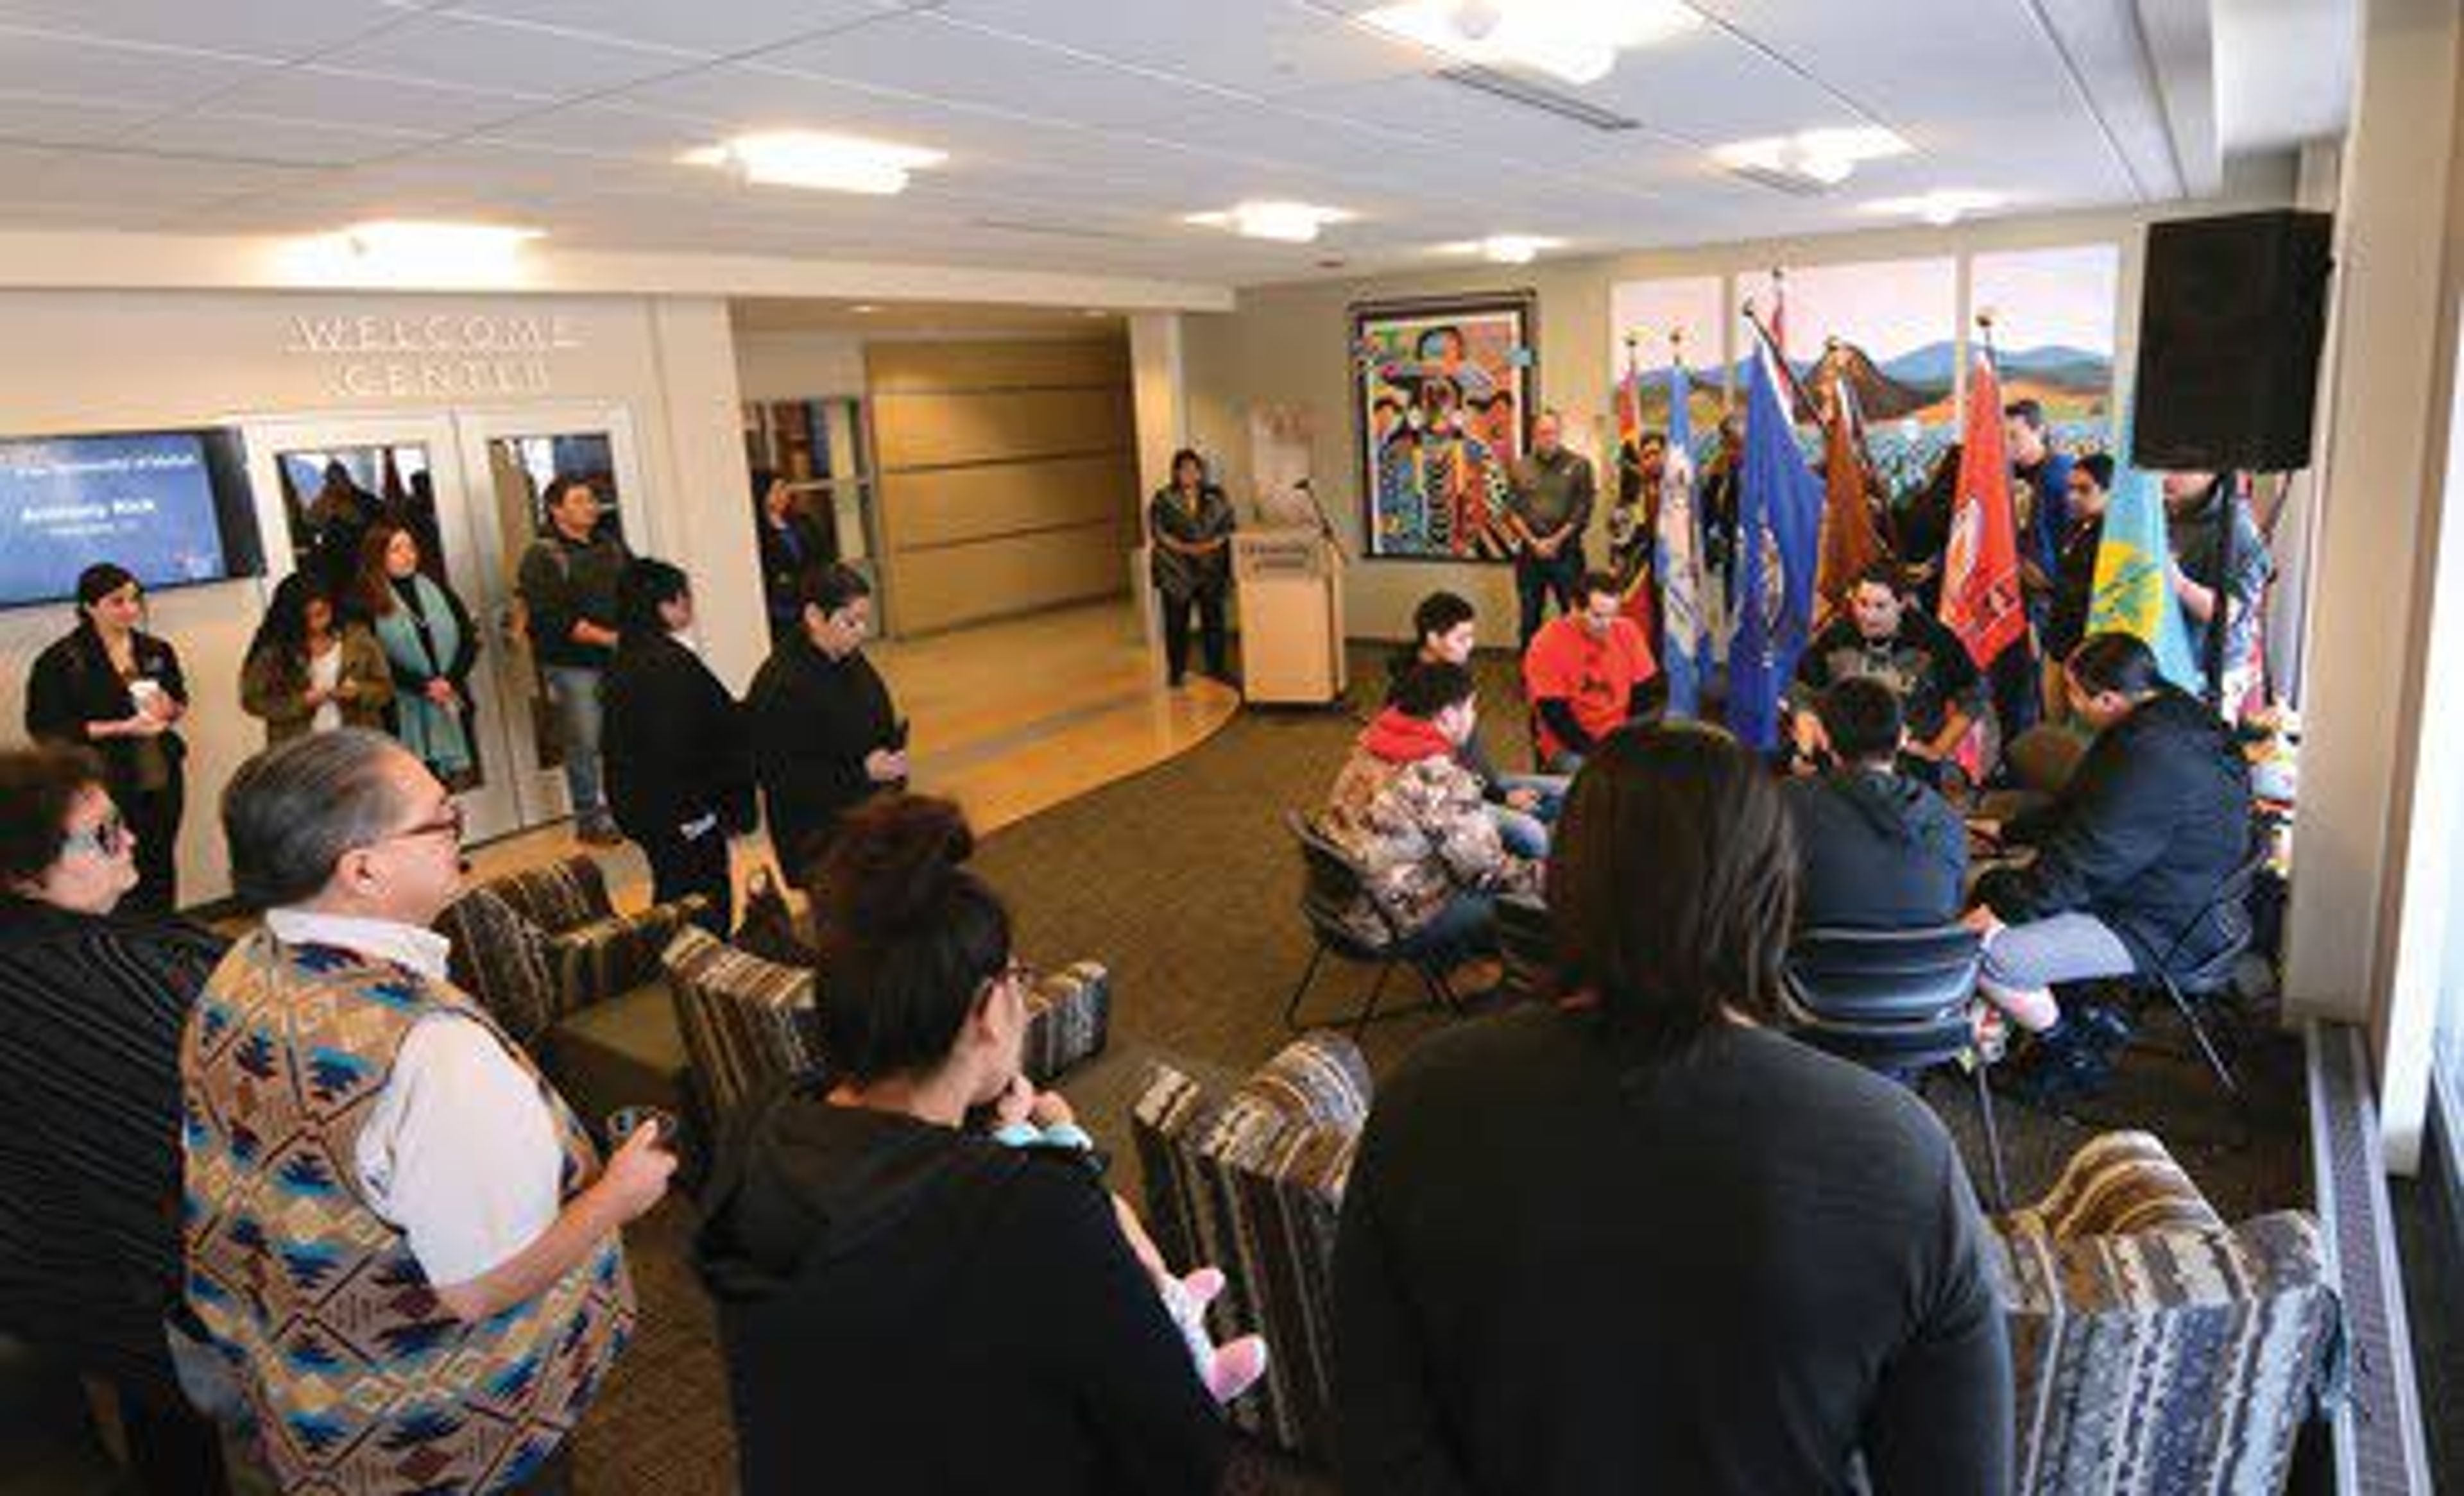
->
xmin=1865 ymin=189 xmax=2005 ymax=226
xmin=1434 ymin=234 xmax=1564 ymax=264
xmin=1714 ymin=126 xmax=1908 ymax=188
xmin=1185 ymin=200 xmax=1355 ymax=244
xmin=1082 ymin=308 xmax=1111 ymax=318
xmin=683 ymin=130 xmax=946 ymax=195
xmin=1361 ymin=0 xmax=1698 ymax=86
xmin=850 ymin=304 xmax=880 ymax=314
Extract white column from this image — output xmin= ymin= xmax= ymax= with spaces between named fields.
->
xmin=646 ymin=297 xmax=766 ymax=692
xmin=1128 ymin=312 xmax=1187 ymax=678
xmin=2282 ymin=0 xmax=2464 ymax=1170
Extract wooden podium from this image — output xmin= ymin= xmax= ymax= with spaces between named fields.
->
xmin=1233 ymin=527 xmax=1346 ymax=704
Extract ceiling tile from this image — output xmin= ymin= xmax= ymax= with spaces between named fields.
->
xmin=0 ymin=2 xmax=412 ymax=64
xmin=0 ymin=145 xmax=317 ymax=204
xmin=750 ymin=12 xmax=1237 ymax=130
xmin=431 ymin=0 xmax=915 ymax=59
xmin=0 ymin=85 xmax=158 ymax=145
xmin=934 ymin=0 xmax=1433 ymax=103
xmin=201 ymin=62 xmax=544 ymax=133
xmin=0 ymin=25 xmax=278 ymax=108
xmin=472 ymin=101 xmax=711 ymax=160
xmin=128 ymin=109 xmax=439 ymax=166
xmin=312 ymin=12 xmax=698 ymax=99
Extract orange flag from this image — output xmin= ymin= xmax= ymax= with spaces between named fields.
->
xmin=1938 ymin=350 xmax=2028 ymax=669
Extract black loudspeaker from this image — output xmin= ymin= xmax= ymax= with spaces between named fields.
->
xmin=2132 ymin=209 xmax=2334 ymax=472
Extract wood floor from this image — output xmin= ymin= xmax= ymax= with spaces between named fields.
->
xmin=463 ymin=598 xmax=1242 ymax=903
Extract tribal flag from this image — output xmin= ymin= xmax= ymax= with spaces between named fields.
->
xmin=1938 ymin=350 xmax=2028 ymax=671
xmin=1813 ymin=377 xmax=1888 ymax=623
xmin=2087 ymin=425 xmax=2202 ymax=689
xmin=1731 ymin=318 xmax=1824 ymax=752
xmin=1657 ymin=358 xmax=1707 ymax=718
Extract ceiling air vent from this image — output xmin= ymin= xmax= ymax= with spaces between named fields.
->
xmin=1718 ymin=164 xmax=1836 ymax=198
xmin=1433 ymin=64 xmax=1639 ymax=132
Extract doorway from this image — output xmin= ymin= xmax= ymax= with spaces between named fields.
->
xmin=237 ymin=405 xmax=650 ymax=844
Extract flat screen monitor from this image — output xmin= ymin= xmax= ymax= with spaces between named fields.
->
xmin=0 ymin=428 xmax=262 ymax=609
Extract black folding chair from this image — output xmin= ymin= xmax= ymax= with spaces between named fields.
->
xmin=1783 ymin=924 xmax=2005 ymax=1211
xmin=1282 ymin=811 xmax=1466 ymax=1037
xmin=1493 ymin=895 xmax=1555 ymax=1004
xmin=2119 ymin=837 xmax=2272 ymax=1105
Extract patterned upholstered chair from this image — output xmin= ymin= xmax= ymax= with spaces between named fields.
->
xmin=1992 ymin=1130 xmax=2343 ymax=1495
xmin=1131 ymin=1032 xmax=1368 ymax=1466
xmin=434 ymin=854 xmax=708 ymax=1127
xmin=1133 ymin=1044 xmax=2343 ymax=1490
xmin=658 ymin=926 xmax=1114 ymax=1126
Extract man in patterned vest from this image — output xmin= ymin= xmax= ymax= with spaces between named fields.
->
xmin=183 ymin=729 xmax=672 ymax=1493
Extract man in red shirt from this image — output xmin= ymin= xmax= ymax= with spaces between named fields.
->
xmin=1524 ymin=571 xmax=1658 ymax=771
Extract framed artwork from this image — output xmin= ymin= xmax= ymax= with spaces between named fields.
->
xmin=1351 ymin=291 xmax=1536 ymax=561
xmin=1608 ymin=275 xmax=1727 ymax=461
xmin=1734 ymin=258 xmax=1959 ymax=495
xmin=1970 ymin=244 xmax=2122 ymax=456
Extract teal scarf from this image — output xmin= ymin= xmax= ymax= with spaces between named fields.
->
xmin=372 ymin=575 xmax=474 ymax=776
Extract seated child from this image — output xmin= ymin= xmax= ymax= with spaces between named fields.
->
xmin=989 ymin=1077 xmax=1270 ymax=1404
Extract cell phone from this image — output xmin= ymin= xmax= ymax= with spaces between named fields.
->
xmin=604 ymin=1106 xmax=680 ymax=1152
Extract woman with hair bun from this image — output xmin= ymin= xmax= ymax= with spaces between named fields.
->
xmin=696 ymin=794 xmax=1242 ymax=1496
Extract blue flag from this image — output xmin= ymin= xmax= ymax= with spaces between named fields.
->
xmin=2087 ymin=430 xmax=2202 ymax=691
xmin=1656 ymin=362 xmax=1707 ymax=718
xmin=1730 ymin=337 xmax=1823 ymax=752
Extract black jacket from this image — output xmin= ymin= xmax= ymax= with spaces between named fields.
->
xmin=516 ymin=529 xmax=629 ymax=669
xmin=0 ymin=899 xmax=225 ymax=1391
xmin=757 ymin=511 xmax=835 ymax=629
xmin=601 ymin=634 xmax=755 ymax=842
xmin=746 ymin=633 xmax=898 ymax=872
xmin=696 ymin=1086 xmax=1227 ymax=1495
xmin=1978 ymin=687 xmax=2254 ymax=976
xmin=1336 ymin=1012 xmax=2011 ymax=1495
xmin=24 ymin=627 xmax=188 ymax=797
xmin=1783 ymin=769 xmax=1968 ymax=930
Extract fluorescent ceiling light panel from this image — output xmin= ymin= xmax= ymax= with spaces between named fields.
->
xmin=683 ymin=131 xmax=946 ymax=195
xmin=1713 ymin=125 xmax=1909 ymax=187
xmin=1434 ymin=234 xmax=1565 ymax=264
xmin=1362 ymin=0 xmax=1698 ymax=86
xmin=1185 ymin=200 xmax=1355 ymax=243
xmin=1865 ymin=189 xmax=2005 ymax=225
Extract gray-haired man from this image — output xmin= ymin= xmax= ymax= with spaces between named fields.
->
xmin=181 ymin=730 xmax=671 ymax=1494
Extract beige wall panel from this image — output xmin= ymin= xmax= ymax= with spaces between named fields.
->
xmin=873 ymin=386 xmax=1131 ymax=469
xmin=883 ymin=454 xmax=1136 ymax=550
xmin=866 ymin=337 xmax=1129 ymax=393
xmin=886 ymin=520 xmax=1131 ymax=633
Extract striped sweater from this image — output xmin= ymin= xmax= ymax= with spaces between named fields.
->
xmin=0 ymin=897 xmax=226 ymax=1391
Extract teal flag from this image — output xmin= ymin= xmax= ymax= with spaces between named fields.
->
xmin=2086 ymin=436 xmax=2201 ymax=690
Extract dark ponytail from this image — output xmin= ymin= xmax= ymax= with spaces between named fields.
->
xmin=808 ymin=795 xmax=1013 ymax=1084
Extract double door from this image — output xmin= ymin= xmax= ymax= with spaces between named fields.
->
xmin=237 ymin=406 xmax=651 ymax=845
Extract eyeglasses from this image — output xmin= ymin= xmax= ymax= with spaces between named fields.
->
xmin=371 ymin=801 xmax=465 ymax=849
xmin=58 ymin=812 xmax=128 ymax=859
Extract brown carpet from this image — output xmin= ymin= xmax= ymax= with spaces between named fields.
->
xmin=1 ymin=650 xmax=2310 ymax=1494
xmin=572 ymin=649 xmax=2307 ymax=1494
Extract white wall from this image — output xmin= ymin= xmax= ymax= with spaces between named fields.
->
xmin=1181 ymin=173 xmax=2300 ymax=642
xmin=0 ymin=287 xmax=761 ymax=906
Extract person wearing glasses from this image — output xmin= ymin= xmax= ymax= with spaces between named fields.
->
xmin=0 ymin=747 xmax=232 ymax=1493
xmin=182 ymin=731 xmax=674 ymax=1495
xmin=26 ymin=563 xmax=192 ymax=912
xmin=697 ymin=794 xmax=1234 ymax=1495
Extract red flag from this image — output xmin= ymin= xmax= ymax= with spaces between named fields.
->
xmin=1938 ymin=352 xmax=2027 ymax=668
xmin=1813 ymin=385 xmax=1887 ymax=624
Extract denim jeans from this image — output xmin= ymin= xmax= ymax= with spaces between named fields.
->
xmin=1489 ymin=772 xmax=1570 ymax=859
xmin=542 ymin=664 xmax=610 ymax=829
xmin=1978 ymin=911 xmax=2137 ymax=990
